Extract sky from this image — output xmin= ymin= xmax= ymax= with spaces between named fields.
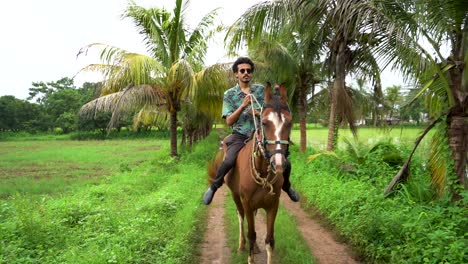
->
xmin=0 ymin=0 xmax=404 ymax=100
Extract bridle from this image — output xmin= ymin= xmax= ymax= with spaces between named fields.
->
xmin=259 ymin=102 xmax=291 ymax=160
xmin=248 ymin=93 xmax=291 ymax=194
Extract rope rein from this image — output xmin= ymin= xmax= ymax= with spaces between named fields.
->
xmin=247 ymin=94 xmax=278 ymax=195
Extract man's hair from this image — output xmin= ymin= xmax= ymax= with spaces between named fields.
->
xmin=232 ymin=57 xmax=255 ymax=73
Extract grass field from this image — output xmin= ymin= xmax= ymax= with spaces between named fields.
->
xmin=0 ymin=140 xmax=161 ymax=197
xmin=2 ymin=126 xmax=460 ymax=264
xmin=0 ymin=136 xmax=213 ymax=263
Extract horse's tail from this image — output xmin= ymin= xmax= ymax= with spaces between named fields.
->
xmin=207 ymin=149 xmax=224 ymax=185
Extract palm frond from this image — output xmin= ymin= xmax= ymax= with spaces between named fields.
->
xmin=166 ymin=59 xmax=195 ymax=100
xmin=384 ymin=115 xmax=444 ymax=196
xmin=336 ymin=82 xmax=357 ymax=137
xmin=225 ymin=0 xmax=305 ymax=51
xmin=133 ymin=104 xmax=169 ymax=129
xmin=79 ymin=92 xmax=121 ymax=119
xmin=429 ymin=125 xmax=450 ymax=197
xmin=307 ymin=151 xmax=339 ymax=163
xmin=193 ymin=63 xmax=230 ymax=119
xmin=122 ymin=2 xmax=171 ymax=64
xmin=249 ymin=39 xmax=298 ymax=88
xmin=185 ymin=8 xmax=220 ymax=62
xmin=77 ymin=43 xmax=165 ymax=94
xmin=79 ymin=84 xmax=165 ymax=129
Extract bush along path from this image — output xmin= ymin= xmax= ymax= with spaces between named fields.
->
xmin=200 ymin=187 xmax=361 ymax=264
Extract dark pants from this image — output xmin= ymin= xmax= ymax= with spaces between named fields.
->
xmin=211 ymin=132 xmax=293 ymax=191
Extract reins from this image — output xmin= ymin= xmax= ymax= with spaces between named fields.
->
xmin=247 ymin=94 xmax=290 ymax=195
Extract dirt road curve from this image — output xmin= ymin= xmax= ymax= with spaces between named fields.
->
xmin=200 ymin=188 xmax=361 ymax=264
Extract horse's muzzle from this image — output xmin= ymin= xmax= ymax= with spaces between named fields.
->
xmin=270 ymin=154 xmax=287 ymax=175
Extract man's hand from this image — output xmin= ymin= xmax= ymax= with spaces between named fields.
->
xmin=241 ymin=94 xmax=252 ymax=109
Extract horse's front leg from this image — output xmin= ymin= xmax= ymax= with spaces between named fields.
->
xmin=232 ymin=194 xmax=246 ymax=252
xmin=265 ymin=200 xmax=280 ymax=264
xmin=245 ymin=206 xmax=257 ymax=264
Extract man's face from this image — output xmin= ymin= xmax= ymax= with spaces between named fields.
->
xmin=235 ymin=63 xmax=253 ymax=84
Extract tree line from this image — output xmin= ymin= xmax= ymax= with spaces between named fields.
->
xmin=0 ymin=77 xmax=109 ymax=133
xmin=0 ymin=77 xmax=425 ymax=134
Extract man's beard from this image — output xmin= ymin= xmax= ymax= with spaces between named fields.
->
xmin=240 ymin=76 xmax=251 ymax=83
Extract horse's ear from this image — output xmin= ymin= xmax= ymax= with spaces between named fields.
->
xmin=279 ymin=82 xmax=287 ymax=100
xmin=265 ymin=82 xmax=272 ymax=102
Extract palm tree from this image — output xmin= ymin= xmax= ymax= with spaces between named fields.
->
xmin=304 ymin=0 xmax=392 ymax=150
xmin=78 ymin=0 xmax=226 ymax=157
xmin=346 ymin=0 xmax=467 ymax=194
xmin=225 ymin=0 xmax=325 ymax=152
xmin=384 ymin=85 xmax=402 ymax=122
xmin=248 ymin=37 xmax=324 ymax=152
xmin=226 ymin=0 xmax=386 ymax=151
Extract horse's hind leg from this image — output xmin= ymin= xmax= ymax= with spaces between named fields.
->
xmin=265 ymin=203 xmax=279 ymax=264
xmin=232 ymin=194 xmax=246 ymax=252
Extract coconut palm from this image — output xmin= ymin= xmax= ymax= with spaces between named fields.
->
xmin=225 ymin=0 xmax=325 ymax=152
xmin=343 ymin=0 xmax=467 ymax=195
xmin=247 ymin=35 xmax=324 ymax=152
xmin=78 ymin=0 xmax=227 ymax=157
xmin=226 ymin=0 xmax=386 ymax=151
xmin=303 ymin=0 xmax=394 ymax=150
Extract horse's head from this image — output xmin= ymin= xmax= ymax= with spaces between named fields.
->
xmin=260 ymin=82 xmax=292 ymax=175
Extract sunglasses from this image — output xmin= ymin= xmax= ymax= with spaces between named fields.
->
xmin=239 ymin=68 xmax=253 ymax=74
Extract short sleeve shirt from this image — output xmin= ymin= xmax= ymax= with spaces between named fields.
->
xmin=222 ymin=83 xmax=265 ymax=136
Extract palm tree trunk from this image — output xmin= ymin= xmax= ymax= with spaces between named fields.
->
xmin=297 ymin=83 xmax=308 ymax=152
xmin=327 ymin=84 xmax=338 ymax=151
xmin=447 ymin=113 xmax=468 ymax=191
xmin=170 ymin=111 xmax=178 ymax=157
xmin=327 ymin=43 xmax=346 ymax=151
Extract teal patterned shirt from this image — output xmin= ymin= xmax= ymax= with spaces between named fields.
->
xmin=222 ymin=83 xmax=265 ymax=137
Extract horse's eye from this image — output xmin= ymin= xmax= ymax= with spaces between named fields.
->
xmin=262 ymin=121 xmax=268 ymax=126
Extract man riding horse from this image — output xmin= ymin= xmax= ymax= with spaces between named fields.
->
xmin=202 ymin=57 xmax=300 ymax=205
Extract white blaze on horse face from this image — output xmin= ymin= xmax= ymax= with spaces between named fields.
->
xmin=267 ymin=112 xmax=286 ymax=167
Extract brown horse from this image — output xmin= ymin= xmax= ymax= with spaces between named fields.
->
xmin=208 ymin=82 xmax=292 ymax=264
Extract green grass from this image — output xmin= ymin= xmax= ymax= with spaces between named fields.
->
xmin=290 ymin=143 xmax=467 ymax=264
xmin=0 ymin=135 xmax=216 ymax=263
xmin=0 ymin=140 xmax=163 ymax=197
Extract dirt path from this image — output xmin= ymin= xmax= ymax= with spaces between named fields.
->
xmin=200 ymin=188 xmax=230 ymax=264
xmin=200 ymin=187 xmax=361 ymax=264
xmin=281 ymin=196 xmax=360 ymax=264
xmin=200 ymin=188 xmax=271 ymax=264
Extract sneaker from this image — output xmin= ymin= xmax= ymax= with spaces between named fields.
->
xmin=202 ymin=186 xmax=217 ymax=205
xmin=286 ymin=187 xmax=300 ymax=202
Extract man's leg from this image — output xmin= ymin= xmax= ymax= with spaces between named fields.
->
xmin=203 ymin=134 xmax=247 ymax=205
xmin=282 ymin=160 xmax=300 ymax=202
